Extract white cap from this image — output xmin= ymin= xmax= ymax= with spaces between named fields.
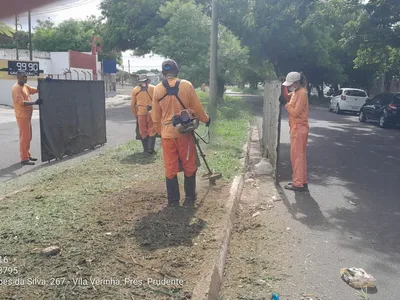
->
xmin=282 ymin=72 xmax=301 ymax=86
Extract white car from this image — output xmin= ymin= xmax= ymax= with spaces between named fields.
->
xmin=328 ymin=88 xmax=369 ymax=114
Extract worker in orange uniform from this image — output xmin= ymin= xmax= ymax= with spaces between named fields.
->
xmin=11 ymin=71 xmax=42 ymax=165
xmin=279 ymin=71 xmax=309 ymax=192
xmin=151 ymin=60 xmax=211 ymax=207
xmin=131 ymin=74 xmax=157 ymax=154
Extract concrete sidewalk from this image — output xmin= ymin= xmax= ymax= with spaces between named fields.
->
xmin=220 ymin=126 xmax=288 ymax=299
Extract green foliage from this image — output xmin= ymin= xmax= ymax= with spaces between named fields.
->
xmin=33 ymin=18 xmax=96 ymax=52
xmin=0 ymin=31 xmax=29 ymax=49
xmin=152 ymin=0 xmax=210 ymax=87
xmin=100 ymin=0 xmax=168 ymax=53
xmin=196 ymin=91 xmax=251 ymax=180
xmin=31 ymin=16 xmax=120 ymax=63
xmin=150 ymin=0 xmax=250 ymax=90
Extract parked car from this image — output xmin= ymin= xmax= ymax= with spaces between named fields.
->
xmin=359 ymin=92 xmax=400 ymax=128
xmin=328 ymin=88 xmax=369 ymax=114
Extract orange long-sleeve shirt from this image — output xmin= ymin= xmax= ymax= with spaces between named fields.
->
xmin=11 ymin=83 xmax=38 ymax=119
xmin=151 ymin=78 xmax=209 ymax=139
xmin=131 ymin=84 xmax=155 ymax=117
xmin=285 ymin=87 xmax=309 ymax=128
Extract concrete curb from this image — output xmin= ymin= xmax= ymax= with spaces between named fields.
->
xmin=192 ymin=123 xmax=253 ymax=300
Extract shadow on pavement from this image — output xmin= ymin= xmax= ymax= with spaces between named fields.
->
xmin=278 ymin=108 xmax=400 ymax=268
xmin=0 ymin=163 xmax=24 ymax=180
xmin=1 ymin=145 xmax=105 ymax=183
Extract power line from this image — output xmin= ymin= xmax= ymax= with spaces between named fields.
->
xmin=31 ymin=0 xmax=99 ymax=16
xmin=2 ymin=0 xmax=100 ymax=29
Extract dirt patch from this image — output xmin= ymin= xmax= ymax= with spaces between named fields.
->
xmin=219 ymin=176 xmax=293 ymax=300
xmin=0 ymin=178 xmax=231 ymax=300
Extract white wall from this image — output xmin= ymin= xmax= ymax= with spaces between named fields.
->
xmin=49 ymin=52 xmax=69 ymax=75
xmin=0 ymin=80 xmax=39 ymax=107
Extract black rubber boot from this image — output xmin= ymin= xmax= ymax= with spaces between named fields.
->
xmin=147 ymin=136 xmax=156 ymax=154
xmin=183 ymin=173 xmax=196 ymax=207
xmin=141 ymin=137 xmax=149 ymax=153
xmin=166 ymin=176 xmax=180 ymax=207
xmin=286 ymin=182 xmax=309 ymax=190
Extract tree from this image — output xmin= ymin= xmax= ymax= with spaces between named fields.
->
xmin=342 ymin=0 xmax=400 ymax=92
xmin=136 ymin=69 xmax=150 ymax=74
xmin=33 ymin=18 xmax=95 ymax=52
xmin=151 ymin=1 xmax=210 ymax=87
xmin=100 ymin=0 xmax=168 ymax=53
xmin=31 ymin=16 xmax=120 ymax=64
xmin=0 ymin=31 xmax=30 ymax=49
xmin=151 ymin=0 xmax=250 ymax=98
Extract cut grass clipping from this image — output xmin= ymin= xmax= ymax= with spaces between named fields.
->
xmin=0 ymin=93 xmax=250 ymax=299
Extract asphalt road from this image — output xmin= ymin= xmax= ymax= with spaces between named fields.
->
xmin=0 ymin=104 xmax=138 ymax=183
xmin=277 ymin=107 xmax=400 ymax=299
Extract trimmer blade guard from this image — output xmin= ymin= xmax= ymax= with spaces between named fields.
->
xmin=201 ymin=172 xmax=222 ymax=185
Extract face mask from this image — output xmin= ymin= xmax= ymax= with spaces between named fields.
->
xmin=288 ymin=85 xmax=296 ymax=92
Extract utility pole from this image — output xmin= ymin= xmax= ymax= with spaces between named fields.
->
xmin=15 ymin=15 xmax=19 ymax=60
xmin=28 ymin=10 xmax=32 ymax=61
xmin=128 ymin=60 xmax=130 ymax=74
xmin=209 ymin=0 xmax=218 ymax=112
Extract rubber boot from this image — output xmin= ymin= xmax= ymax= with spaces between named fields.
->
xmin=183 ymin=173 xmax=196 ymax=207
xmin=147 ymin=136 xmax=156 ymax=154
xmin=166 ymin=176 xmax=180 ymax=207
xmin=141 ymin=136 xmax=149 ymax=153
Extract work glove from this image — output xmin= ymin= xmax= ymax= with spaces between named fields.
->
xmin=35 ymin=98 xmax=42 ymax=105
xmin=205 ymin=116 xmax=211 ymax=127
xmin=279 ymin=95 xmax=287 ymax=105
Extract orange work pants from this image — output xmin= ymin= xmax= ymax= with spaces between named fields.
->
xmin=289 ymin=124 xmax=309 ymax=187
xmin=137 ymin=114 xmax=154 ymax=139
xmin=161 ymin=135 xmax=197 ymax=179
xmin=16 ymin=117 xmax=32 ymax=161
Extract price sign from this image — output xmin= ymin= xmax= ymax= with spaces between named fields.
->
xmin=8 ymin=60 xmax=40 ymax=76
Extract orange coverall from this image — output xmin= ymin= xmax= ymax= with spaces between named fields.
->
xmin=11 ymin=83 xmax=38 ymax=161
xmin=151 ymin=78 xmax=209 ymax=179
xmin=284 ymin=87 xmax=309 ymax=188
xmin=131 ymin=84 xmax=155 ymax=139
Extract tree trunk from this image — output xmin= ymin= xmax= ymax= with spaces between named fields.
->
xmin=316 ymin=84 xmax=324 ymax=99
xmin=384 ymin=73 xmax=391 ymax=92
xmin=250 ymin=81 xmax=258 ymax=89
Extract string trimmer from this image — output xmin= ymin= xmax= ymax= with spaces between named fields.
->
xmin=193 ymin=126 xmax=222 ymax=185
xmin=172 ymin=109 xmax=222 ymax=185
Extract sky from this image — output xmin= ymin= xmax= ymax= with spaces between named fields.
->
xmin=0 ymin=0 xmax=166 ymax=72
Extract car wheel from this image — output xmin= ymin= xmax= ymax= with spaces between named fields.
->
xmin=335 ymin=104 xmax=342 ymax=114
xmin=328 ymin=104 xmax=333 ymax=112
xmin=379 ymin=114 xmax=388 ymax=128
xmin=359 ymin=110 xmax=367 ymax=122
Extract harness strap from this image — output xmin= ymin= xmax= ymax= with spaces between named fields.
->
xmin=159 ymin=79 xmax=186 ymax=110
